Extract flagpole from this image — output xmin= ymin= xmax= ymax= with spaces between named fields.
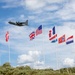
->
xmin=43 ymin=26 xmax=46 ymax=68
xmin=42 ymin=25 xmax=45 ymax=68
xmin=0 ymin=54 xmax=1 ymax=66
xmin=56 ymin=48 xmax=60 ymax=73
xmin=43 ymin=51 xmax=45 ymax=68
xmin=55 ymin=46 xmax=59 ymax=71
xmin=8 ymin=39 xmax=10 ymax=63
xmin=5 ymin=31 xmax=10 ymax=63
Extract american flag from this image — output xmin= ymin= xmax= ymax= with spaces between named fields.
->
xmin=36 ymin=25 xmax=42 ymax=36
xmin=5 ymin=31 xmax=9 ymax=42
xmin=29 ymin=31 xmax=35 ymax=40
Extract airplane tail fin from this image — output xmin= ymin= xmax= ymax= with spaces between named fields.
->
xmin=25 ymin=20 xmax=28 ymax=25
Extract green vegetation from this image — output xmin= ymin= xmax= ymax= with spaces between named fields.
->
xmin=0 ymin=62 xmax=75 ymax=75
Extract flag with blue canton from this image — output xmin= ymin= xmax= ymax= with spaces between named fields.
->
xmin=36 ymin=25 xmax=42 ymax=36
xmin=29 ymin=31 xmax=35 ymax=40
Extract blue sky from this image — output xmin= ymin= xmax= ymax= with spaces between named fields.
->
xmin=0 ymin=0 xmax=75 ymax=69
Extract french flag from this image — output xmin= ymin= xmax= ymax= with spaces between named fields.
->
xmin=66 ymin=35 xmax=74 ymax=44
xmin=49 ymin=26 xmax=55 ymax=38
xmin=49 ymin=26 xmax=57 ymax=43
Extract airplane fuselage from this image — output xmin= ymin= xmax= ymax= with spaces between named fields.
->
xmin=8 ymin=20 xmax=28 ymax=26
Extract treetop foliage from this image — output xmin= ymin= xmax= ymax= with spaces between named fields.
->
xmin=0 ymin=62 xmax=75 ymax=75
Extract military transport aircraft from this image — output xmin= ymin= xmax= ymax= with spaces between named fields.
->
xmin=8 ymin=20 xmax=28 ymax=26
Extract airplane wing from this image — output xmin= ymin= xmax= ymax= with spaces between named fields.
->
xmin=8 ymin=21 xmax=16 ymax=25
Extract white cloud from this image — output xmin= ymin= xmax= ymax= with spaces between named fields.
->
xmin=34 ymin=61 xmax=44 ymax=66
xmin=67 ymin=0 xmax=75 ymax=12
xmin=29 ymin=50 xmax=41 ymax=57
xmin=25 ymin=0 xmax=45 ymax=10
xmin=63 ymin=58 xmax=75 ymax=67
xmin=1 ymin=0 xmax=64 ymax=9
xmin=33 ymin=64 xmax=50 ymax=69
xmin=17 ymin=51 xmax=41 ymax=64
xmin=56 ymin=0 xmax=75 ymax=20
xmin=17 ymin=51 xmax=46 ymax=69
xmin=28 ymin=16 xmax=36 ymax=20
xmin=45 ymin=0 xmax=64 ymax=3
xmin=44 ymin=5 xmax=60 ymax=11
xmin=24 ymin=0 xmax=64 ymax=14
xmin=17 ymin=54 xmax=34 ymax=64
xmin=20 ymin=14 xmax=26 ymax=21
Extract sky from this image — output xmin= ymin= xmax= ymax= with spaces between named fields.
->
xmin=0 ymin=0 xmax=75 ymax=70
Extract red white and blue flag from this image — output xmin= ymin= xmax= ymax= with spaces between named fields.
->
xmin=5 ymin=31 xmax=9 ymax=42
xmin=36 ymin=25 xmax=42 ymax=36
xmin=66 ymin=35 xmax=74 ymax=44
xmin=49 ymin=34 xmax=57 ymax=43
xmin=49 ymin=26 xmax=56 ymax=37
xmin=29 ymin=31 xmax=35 ymax=40
xmin=49 ymin=26 xmax=57 ymax=43
xmin=58 ymin=34 xmax=65 ymax=44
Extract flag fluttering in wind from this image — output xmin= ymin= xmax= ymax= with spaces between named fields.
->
xmin=29 ymin=31 xmax=35 ymax=40
xmin=36 ymin=25 xmax=42 ymax=36
xmin=66 ymin=35 xmax=74 ymax=44
xmin=49 ymin=26 xmax=57 ymax=43
xmin=5 ymin=31 xmax=9 ymax=42
xmin=58 ymin=34 xmax=65 ymax=44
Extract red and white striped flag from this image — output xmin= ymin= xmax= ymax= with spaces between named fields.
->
xmin=36 ymin=25 xmax=42 ymax=36
xmin=29 ymin=31 xmax=35 ymax=40
xmin=5 ymin=31 xmax=9 ymax=42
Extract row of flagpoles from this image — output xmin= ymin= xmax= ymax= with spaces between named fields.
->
xmin=5 ymin=25 xmax=74 ymax=70
xmin=5 ymin=25 xmax=74 ymax=44
xmin=29 ymin=25 xmax=74 ymax=45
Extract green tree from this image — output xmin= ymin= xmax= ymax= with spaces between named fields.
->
xmin=2 ymin=62 xmax=11 ymax=68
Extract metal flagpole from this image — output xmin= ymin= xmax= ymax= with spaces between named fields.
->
xmin=56 ymin=48 xmax=60 ymax=73
xmin=0 ymin=54 xmax=1 ymax=65
xmin=56 ymin=50 xmax=58 ymax=70
xmin=5 ymin=31 xmax=10 ymax=63
xmin=7 ymin=31 xmax=10 ymax=63
xmin=43 ymin=51 xmax=45 ymax=68
xmin=8 ymin=40 xmax=10 ymax=63
xmin=43 ymin=27 xmax=46 ymax=69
